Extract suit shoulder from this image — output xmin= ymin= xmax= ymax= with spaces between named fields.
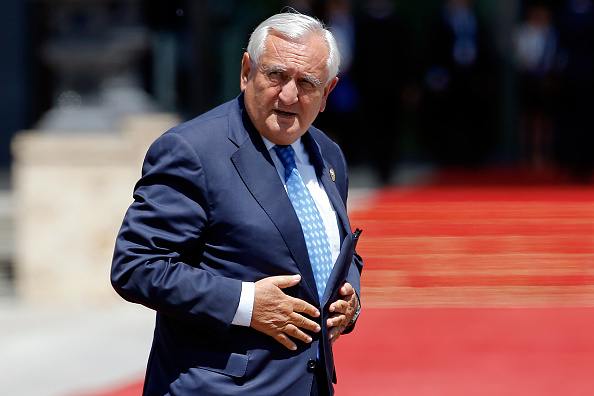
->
xmin=160 ymin=99 xmax=239 ymax=149
xmin=309 ymin=126 xmax=341 ymax=152
xmin=308 ymin=126 xmax=345 ymax=164
xmin=173 ymin=100 xmax=236 ymax=134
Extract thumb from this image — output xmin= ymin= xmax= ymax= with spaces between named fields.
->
xmin=269 ymin=274 xmax=302 ymax=289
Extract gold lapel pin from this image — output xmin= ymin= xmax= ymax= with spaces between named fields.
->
xmin=329 ymin=168 xmax=336 ymax=182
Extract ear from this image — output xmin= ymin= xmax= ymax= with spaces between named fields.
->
xmin=240 ymin=52 xmax=253 ymax=92
xmin=319 ymin=77 xmax=339 ymax=112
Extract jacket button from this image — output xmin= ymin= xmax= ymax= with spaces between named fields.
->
xmin=307 ymin=359 xmax=317 ymax=372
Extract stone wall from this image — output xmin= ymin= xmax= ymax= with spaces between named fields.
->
xmin=12 ymin=113 xmax=180 ymax=305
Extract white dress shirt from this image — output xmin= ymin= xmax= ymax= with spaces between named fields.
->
xmin=231 ymin=136 xmax=341 ymax=326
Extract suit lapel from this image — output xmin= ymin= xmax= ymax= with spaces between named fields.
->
xmin=302 ymin=133 xmax=351 ymax=238
xmin=228 ymin=101 xmax=319 ymax=301
xmin=302 ymin=134 xmax=353 ymax=305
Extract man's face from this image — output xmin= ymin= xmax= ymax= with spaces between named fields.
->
xmin=240 ymin=32 xmax=338 ymax=145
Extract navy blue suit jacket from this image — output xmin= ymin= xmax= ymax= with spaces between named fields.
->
xmin=111 ymin=95 xmax=363 ymax=395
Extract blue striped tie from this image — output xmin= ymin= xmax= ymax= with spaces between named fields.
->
xmin=274 ymin=145 xmax=333 ymax=303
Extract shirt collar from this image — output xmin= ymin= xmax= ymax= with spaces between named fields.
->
xmin=261 ymin=135 xmax=308 ymax=165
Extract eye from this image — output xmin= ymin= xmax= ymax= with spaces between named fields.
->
xmin=299 ymin=79 xmax=317 ymax=92
xmin=265 ymin=72 xmax=283 ymax=86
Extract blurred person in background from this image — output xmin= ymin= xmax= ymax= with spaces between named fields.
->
xmin=419 ymin=0 xmax=497 ymax=167
xmin=513 ymin=3 xmax=558 ymax=170
xmin=554 ymin=0 xmax=594 ymax=182
xmin=317 ymin=0 xmax=360 ymax=167
xmin=111 ymin=11 xmax=362 ymax=396
xmin=350 ymin=0 xmax=413 ymax=184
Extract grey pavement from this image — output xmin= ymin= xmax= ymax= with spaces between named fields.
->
xmin=0 ymin=300 xmax=155 ymax=396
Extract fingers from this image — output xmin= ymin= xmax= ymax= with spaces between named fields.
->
xmin=269 ymin=274 xmax=302 ymax=289
xmin=262 ymin=314 xmax=319 ymax=351
xmin=263 ymin=312 xmax=320 ymax=350
xmin=286 ymin=323 xmax=315 ymax=350
xmin=265 ymin=274 xmax=321 ymax=318
xmin=329 ymin=298 xmax=348 ymax=314
xmin=291 ymin=307 xmax=321 ymax=330
xmin=326 ymin=282 xmax=359 ymax=346
xmin=291 ymin=295 xmax=320 ymax=319
xmin=326 ymin=311 xmax=348 ymax=329
xmin=251 ymin=275 xmax=321 ymax=351
xmin=326 ymin=312 xmax=348 ymax=348
xmin=339 ymin=282 xmax=355 ymax=296
xmin=273 ymin=332 xmax=298 ymax=351
xmin=328 ymin=325 xmax=343 ymax=347
xmin=329 ymin=282 xmax=356 ymax=314
xmin=274 ymin=324 xmax=313 ymax=351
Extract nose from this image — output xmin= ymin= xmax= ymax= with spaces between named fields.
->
xmin=278 ymin=79 xmax=299 ymax=105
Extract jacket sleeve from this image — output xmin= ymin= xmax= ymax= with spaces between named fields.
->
xmin=342 ymin=249 xmax=363 ymax=335
xmin=342 ymin=150 xmax=363 ymax=334
xmin=111 ymin=132 xmax=242 ymax=342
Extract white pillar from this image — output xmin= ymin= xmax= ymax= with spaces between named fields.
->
xmin=11 ymin=113 xmax=180 ymax=305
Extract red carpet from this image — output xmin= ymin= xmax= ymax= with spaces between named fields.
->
xmin=81 ymin=172 xmax=594 ymax=395
xmin=333 ymin=307 xmax=594 ymax=396
xmin=351 ymin=184 xmax=594 ymax=307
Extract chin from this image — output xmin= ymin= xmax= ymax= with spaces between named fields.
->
xmin=270 ymin=125 xmax=299 ymax=137
xmin=268 ymin=132 xmax=302 ymax=145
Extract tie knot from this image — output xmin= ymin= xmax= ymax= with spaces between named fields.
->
xmin=273 ymin=145 xmax=296 ymax=169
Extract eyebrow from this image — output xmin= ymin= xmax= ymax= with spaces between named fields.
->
xmin=301 ymin=74 xmax=323 ymax=87
xmin=262 ymin=65 xmax=286 ymax=74
xmin=261 ymin=65 xmax=323 ymax=87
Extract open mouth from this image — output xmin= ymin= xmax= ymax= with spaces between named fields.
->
xmin=274 ymin=109 xmax=297 ymax=117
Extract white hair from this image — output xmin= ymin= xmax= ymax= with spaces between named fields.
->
xmin=246 ymin=12 xmax=341 ymax=85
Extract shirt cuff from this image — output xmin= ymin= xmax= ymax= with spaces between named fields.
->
xmin=231 ymin=281 xmax=255 ymax=327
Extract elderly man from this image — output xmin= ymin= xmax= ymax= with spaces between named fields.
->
xmin=111 ymin=11 xmax=362 ymax=396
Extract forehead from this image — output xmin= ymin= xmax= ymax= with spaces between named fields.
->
xmin=260 ymin=32 xmax=329 ymax=78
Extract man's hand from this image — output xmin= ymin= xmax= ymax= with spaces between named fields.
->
xmin=327 ymin=282 xmax=359 ymax=346
xmin=251 ymin=275 xmax=321 ymax=351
